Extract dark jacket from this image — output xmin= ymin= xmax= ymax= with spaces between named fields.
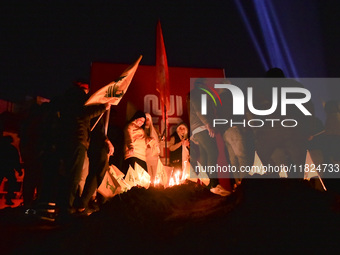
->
xmin=170 ymin=131 xmax=182 ymax=167
xmin=169 ymin=123 xmax=189 ymax=168
xmin=88 ymin=116 xmax=109 ymax=156
xmin=56 ymin=86 xmax=107 ymax=150
xmin=75 ymin=104 xmax=107 ymax=149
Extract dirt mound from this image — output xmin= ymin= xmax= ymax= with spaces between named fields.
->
xmin=2 ymin=179 xmax=340 ymax=254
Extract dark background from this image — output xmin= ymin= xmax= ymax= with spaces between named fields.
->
xmin=1 ymin=0 xmax=339 ymax=101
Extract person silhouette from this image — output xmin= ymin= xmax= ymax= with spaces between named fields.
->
xmin=0 ymin=135 xmax=23 ymax=205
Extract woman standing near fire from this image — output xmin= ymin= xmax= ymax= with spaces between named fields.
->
xmin=168 ymin=123 xmax=190 ymax=178
xmin=145 ymin=113 xmax=160 ymax=184
xmin=123 ymin=111 xmax=148 ymax=174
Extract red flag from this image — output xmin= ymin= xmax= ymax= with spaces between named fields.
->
xmin=156 ymin=21 xmax=170 ymax=120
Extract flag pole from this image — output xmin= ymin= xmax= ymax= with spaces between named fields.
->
xmin=91 ymin=112 xmax=104 ymax=131
xmin=164 ymin=105 xmax=167 ymax=165
xmin=104 ymin=106 xmax=111 ymax=136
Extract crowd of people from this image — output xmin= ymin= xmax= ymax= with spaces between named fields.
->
xmin=1 ymin=67 xmax=340 ymax=221
xmin=19 ymin=81 xmax=113 ymax=218
xmin=0 ymin=80 xmax=194 ymax=220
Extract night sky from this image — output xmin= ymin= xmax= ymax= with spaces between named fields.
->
xmin=1 ymin=0 xmax=340 ymax=102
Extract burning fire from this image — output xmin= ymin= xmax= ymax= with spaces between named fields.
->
xmin=152 ymin=161 xmax=190 ymax=188
xmin=154 ymin=176 xmax=161 ymax=186
xmin=169 ymin=170 xmax=180 ymax=187
xmin=168 ymin=169 xmax=189 ymax=187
